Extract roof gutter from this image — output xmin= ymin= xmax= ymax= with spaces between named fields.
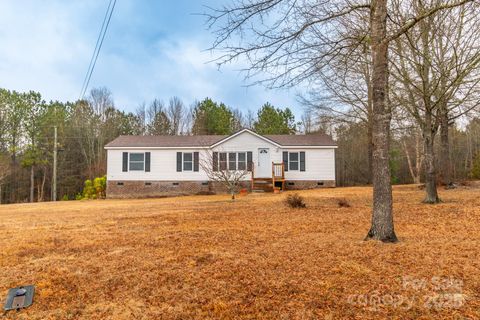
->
xmin=104 ymin=145 xmax=337 ymax=150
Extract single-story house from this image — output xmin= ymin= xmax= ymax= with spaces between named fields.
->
xmin=104 ymin=128 xmax=337 ymax=198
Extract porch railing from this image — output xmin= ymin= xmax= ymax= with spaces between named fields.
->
xmin=272 ymin=162 xmax=285 ymax=190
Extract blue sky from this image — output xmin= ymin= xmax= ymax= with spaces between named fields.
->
xmin=0 ymin=0 xmax=304 ymax=117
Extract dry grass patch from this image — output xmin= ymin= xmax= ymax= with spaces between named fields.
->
xmin=0 ymin=186 xmax=479 ymax=319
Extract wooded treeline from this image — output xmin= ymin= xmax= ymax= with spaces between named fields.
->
xmin=0 ymin=87 xmax=300 ymax=203
xmin=1 ymin=83 xmax=479 ymax=204
xmin=2 ymin=1 xmax=480 ymax=209
xmin=205 ymin=0 xmax=480 ymax=241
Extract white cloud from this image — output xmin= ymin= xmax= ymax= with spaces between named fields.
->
xmin=0 ymin=1 xmax=304 ymax=118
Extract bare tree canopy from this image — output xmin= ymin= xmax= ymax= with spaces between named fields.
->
xmin=206 ymin=0 xmax=474 ymax=243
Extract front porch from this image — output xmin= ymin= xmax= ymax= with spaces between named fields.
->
xmin=251 ymin=162 xmax=285 ymax=193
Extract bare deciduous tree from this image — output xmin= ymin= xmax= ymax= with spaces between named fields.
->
xmin=168 ymin=97 xmax=186 ymax=135
xmin=390 ymin=0 xmax=480 ymax=202
xmin=200 ymin=150 xmax=250 ymax=200
xmin=206 ymin=0 xmax=473 ymax=242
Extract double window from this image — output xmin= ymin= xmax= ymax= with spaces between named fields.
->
xmin=129 ymin=153 xmax=145 ymax=171
xmin=283 ymin=151 xmax=305 ymax=172
xmin=176 ymin=152 xmax=199 ymax=172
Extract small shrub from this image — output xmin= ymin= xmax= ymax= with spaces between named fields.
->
xmin=61 ymin=194 xmax=69 ymax=201
xmin=75 ymin=193 xmax=83 ymax=200
xmin=81 ymin=176 xmax=107 ymax=199
xmin=93 ymin=176 xmax=107 ymax=199
xmin=286 ymin=193 xmax=306 ymax=208
xmin=337 ymin=198 xmax=351 ymax=208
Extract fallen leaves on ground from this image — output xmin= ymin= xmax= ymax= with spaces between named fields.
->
xmin=0 ymin=185 xmax=479 ymax=319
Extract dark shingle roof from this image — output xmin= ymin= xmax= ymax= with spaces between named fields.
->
xmin=265 ymin=134 xmax=336 ymax=146
xmin=105 ymin=135 xmax=227 ymax=148
xmin=105 ymin=131 xmax=336 ymax=148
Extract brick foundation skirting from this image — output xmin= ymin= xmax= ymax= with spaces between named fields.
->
xmin=106 ymin=180 xmax=251 ymax=199
xmin=284 ymin=180 xmax=335 ymax=190
xmin=107 ymin=179 xmax=335 ymax=199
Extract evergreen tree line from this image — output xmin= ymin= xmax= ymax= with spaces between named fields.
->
xmin=0 ymin=87 xmax=297 ymax=203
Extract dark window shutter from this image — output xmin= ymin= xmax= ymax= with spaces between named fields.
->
xmin=300 ymin=151 xmax=306 ymax=171
xmin=145 ymin=152 xmax=151 ymax=172
xmin=122 ymin=152 xmax=128 ymax=172
xmin=247 ymin=151 xmax=253 ymax=171
xmin=213 ymin=152 xmax=218 ymax=171
xmin=176 ymin=152 xmax=182 ymax=172
xmin=283 ymin=151 xmax=289 ymax=172
xmin=194 ymin=152 xmax=199 ymax=172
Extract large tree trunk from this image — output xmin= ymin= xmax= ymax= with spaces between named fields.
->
xmin=422 ymin=116 xmax=441 ymax=204
xmin=365 ymin=0 xmax=398 ymax=243
xmin=30 ymin=165 xmax=35 ymax=202
xmin=367 ymin=118 xmax=373 ymax=184
xmin=439 ymin=107 xmax=451 ymax=186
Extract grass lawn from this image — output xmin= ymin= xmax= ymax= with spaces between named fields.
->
xmin=0 ymin=185 xmax=479 ymax=319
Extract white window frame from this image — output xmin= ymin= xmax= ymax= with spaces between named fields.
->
xmin=237 ymin=152 xmax=247 ymax=170
xmin=219 ymin=152 xmax=227 ymax=170
xmin=129 ymin=153 xmax=145 ymax=171
xmin=218 ymin=152 xmax=247 ymax=171
xmin=228 ymin=152 xmax=237 ymax=170
xmin=289 ymin=152 xmax=299 ymax=171
xmin=183 ymin=152 xmax=193 ymax=171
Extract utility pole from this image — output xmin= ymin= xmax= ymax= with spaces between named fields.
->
xmin=52 ymin=125 xmax=57 ymax=202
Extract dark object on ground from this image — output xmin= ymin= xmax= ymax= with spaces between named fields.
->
xmin=337 ymin=198 xmax=351 ymax=208
xmin=4 ymin=285 xmax=35 ymax=311
xmin=286 ymin=193 xmax=306 ymax=208
xmin=444 ymin=182 xmax=457 ymax=190
xmin=417 ymin=184 xmax=426 ymax=190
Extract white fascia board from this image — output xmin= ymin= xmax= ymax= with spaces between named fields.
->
xmin=279 ymin=146 xmax=338 ymax=149
xmin=105 ymin=145 xmax=338 ymax=150
xmin=210 ymin=128 xmax=282 ymax=148
xmin=104 ymin=146 xmax=211 ymax=150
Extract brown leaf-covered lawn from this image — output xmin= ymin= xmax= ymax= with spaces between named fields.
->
xmin=0 ymin=185 xmax=479 ymax=319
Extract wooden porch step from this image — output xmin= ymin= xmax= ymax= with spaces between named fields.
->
xmin=253 ymin=180 xmax=271 ymax=185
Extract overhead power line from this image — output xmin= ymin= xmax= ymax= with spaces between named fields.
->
xmin=79 ymin=0 xmax=117 ymax=100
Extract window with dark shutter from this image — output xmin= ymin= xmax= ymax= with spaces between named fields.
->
xmin=283 ymin=151 xmax=289 ymax=172
xmin=122 ymin=152 xmax=128 ymax=172
xmin=176 ymin=152 xmax=182 ymax=172
xmin=129 ymin=153 xmax=145 ymax=171
xmin=194 ymin=152 xmax=199 ymax=172
xmin=289 ymin=152 xmax=299 ymax=170
xmin=183 ymin=153 xmax=193 ymax=171
xmin=145 ymin=152 xmax=151 ymax=172
xmin=300 ymin=152 xmax=305 ymax=171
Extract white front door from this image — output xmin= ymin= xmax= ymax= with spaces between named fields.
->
xmin=257 ymin=148 xmax=271 ymax=177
